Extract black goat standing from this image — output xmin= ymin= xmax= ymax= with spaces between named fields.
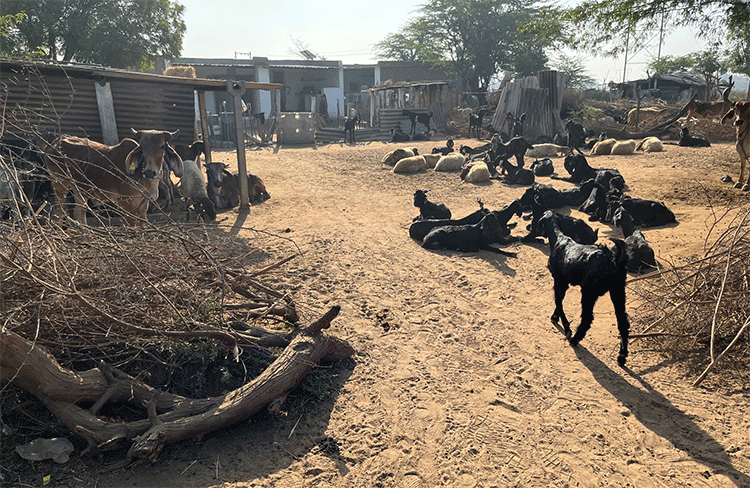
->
xmin=413 ymin=189 xmax=451 ymax=221
xmin=565 ymin=120 xmax=586 ymax=155
xmin=402 ymin=110 xmax=433 ymax=136
xmin=538 ymin=211 xmax=631 ymax=366
xmin=344 ymin=116 xmax=360 ymax=144
xmin=507 ymin=112 xmax=527 ymax=138
xmin=469 ymin=109 xmax=488 ymax=139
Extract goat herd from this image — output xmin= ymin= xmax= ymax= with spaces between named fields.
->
xmin=0 ymin=129 xmax=270 ymax=226
xmin=392 ymin=99 xmax=750 ymax=365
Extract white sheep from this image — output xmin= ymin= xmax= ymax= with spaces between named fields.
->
xmin=423 ymin=153 xmax=441 ymax=169
xmin=381 ymin=147 xmax=416 ymax=165
xmin=434 ymin=153 xmax=465 ymax=172
xmin=635 ymin=136 xmax=663 ymax=153
xmin=178 ymin=158 xmax=216 ymax=221
xmin=526 ymin=143 xmax=567 ymax=158
xmin=611 ymin=139 xmax=637 ymax=155
xmin=591 ymin=138 xmax=617 ymax=155
xmin=461 ymin=161 xmax=490 ymax=183
xmin=393 ymin=155 xmax=427 ymax=174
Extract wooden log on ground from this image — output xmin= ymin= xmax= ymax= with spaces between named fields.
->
xmin=0 ymin=305 xmax=354 ymax=464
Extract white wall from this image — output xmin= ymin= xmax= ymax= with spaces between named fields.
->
xmin=256 ymin=66 xmax=272 ymax=117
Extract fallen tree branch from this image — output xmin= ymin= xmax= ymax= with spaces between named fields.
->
xmin=0 ymin=305 xmax=354 ymax=464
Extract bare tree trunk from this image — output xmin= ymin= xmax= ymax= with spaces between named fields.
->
xmin=0 ymin=306 xmax=354 ymax=464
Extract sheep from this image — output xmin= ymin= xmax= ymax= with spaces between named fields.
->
xmin=409 ymin=204 xmax=488 ymax=241
xmin=413 ymin=189 xmax=451 ymax=221
xmin=423 ymin=153 xmax=442 ymax=169
xmin=611 ymin=204 xmax=658 ymax=274
xmin=344 ymin=116 xmax=360 ymax=144
xmin=178 ymin=158 xmax=216 ymax=222
xmin=460 ymin=161 xmax=491 ymax=183
xmin=501 ymin=160 xmax=535 ymax=186
xmin=393 ymin=155 xmax=427 ymax=174
xmin=432 ymin=139 xmax=455 ymax=156
xmin=381 ymin=147 xmax=416 ymax=166
xmin=421 ymin=212 xmax=516 ymax=256
xmin=678 ymin=127 xmax=711 ymax=147
xmin=538 ymin=210 xmax=631 ymax=366
xmin=591 ymin=138 xmax=617 ymax=155
xmin=526 ymin=144 xmax=567 ymax=159
xmin=469 ymin=109 xmax=488 ymax=139
xmin=434 ymin=153 xmax=466 ymax=172
xmin=610 ymin=139 xmax=637 ymax=155
xmin=530 ymin=158 xmax=554 ymax=177
xmin=606 ymin=195 xmax=676 ymax=227
xmin=635 ymin=136 xmax=663 ymax=153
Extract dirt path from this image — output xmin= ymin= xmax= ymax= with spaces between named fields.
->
xmin=102 ymin=139 xmax=750 ymax=488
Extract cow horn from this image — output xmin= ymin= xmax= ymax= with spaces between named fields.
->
xmin=170 ymin=129 xmax=180 ymax=139
xmin=131 ymin=128 xmax=138 ymax=136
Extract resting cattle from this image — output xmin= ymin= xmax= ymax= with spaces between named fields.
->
xmin=43 ymin=129 xmax=183 ymax=225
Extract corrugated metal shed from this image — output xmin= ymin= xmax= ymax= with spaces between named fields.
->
xmin=0 ymin=59 xmax=282 ymax=145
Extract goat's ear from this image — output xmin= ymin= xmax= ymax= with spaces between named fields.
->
xmin=125 ymin=146 xmax=143 ymax=176
xmin=721 ymin=104 xmax=736 ymax=125
xmin=164 ymin=144 xmax=184 ymax=177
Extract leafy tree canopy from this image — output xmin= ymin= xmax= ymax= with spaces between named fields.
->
xmin=0 ymin=0 xmax=186 ymax=70
xmin=373 ymin=0 xmax=552 ymax=91
xmin=550 ymin=52 xmax=597 ymax=89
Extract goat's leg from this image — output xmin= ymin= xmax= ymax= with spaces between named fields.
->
xmin=609 ymin=285 xmax=630 ymax=366
xmin=570 ymin=289 xmax=598 ymax=347
xmin=736 ymin=154 xmax=749 ymax=191
xmin=551 ymin=280 xmax=571 ymax=338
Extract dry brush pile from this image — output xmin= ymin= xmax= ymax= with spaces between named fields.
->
xmin=630 ymin=203 xmax=750 ymax=386
xmin=0 ymin=215 xmax=353 ymax=469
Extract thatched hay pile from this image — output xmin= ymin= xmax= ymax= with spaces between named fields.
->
xmin=163 ymin=65 xmax=196 ymax=78
xmin=631 ymin=205 xmax=750 ymax=385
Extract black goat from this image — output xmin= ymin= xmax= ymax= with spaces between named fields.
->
xmin=524 ymin=196 xmax=598 ymax=244
xmin=409 ymin=207 xmax=488 ymax=241
xmin=413 ymin=189 xmax=451 ymax=221
xmin=495 ymin=134 xmax=534 ymax=168
xmin=469 ymin=109 xmax=488 ymax=139
xmin=520 ymin=183 xmax=570 ymax=210
xmin=501 ymin=160 xmax=535 ymax=186
xmin=612 ymin=204 xmax=658 ymax=274
xmin=530 ymin=158 xmax=554 ymax=177
xmin=507 ymin=112 xmax=527 ymax=138
xmin=539 ymin=210 xmax=631 ymax=365
xmin=432 ymin=139 xmax=455 ymax=156
xmin=605 ymin=196 xmax=676 ymax=227
xmin=402 ymin=110 xmax=432 ymax=135
xmin=577 ymin=179 xmax=608 ymax=222
xmin=565 ymin=120 xmax=586 ymax=155
xmin=421 ymin=213 xmax=516 ymax=256
xmin=391 ymin=126 xmax=411 ymax=142
xmin=344 ymin=116 xmax=360 ymax=144
xmin=678 ymin=127 xmax=711 ymax=147
xmin=554 ymin=153 xmax=624 ymax=190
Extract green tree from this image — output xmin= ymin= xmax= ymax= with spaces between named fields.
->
xmin=0 ymin=0 xmax=185 ymax=70
xmin=373 ymin=0 xmax=550 ymax=92
xmin=647 ymin=54 xmax=695 ymax=75
xmin=550 ymin=52 xmax=596 ymax=89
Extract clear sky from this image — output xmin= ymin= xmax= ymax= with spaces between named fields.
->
xmin=177 ymin=0 xmax=714 ymax=86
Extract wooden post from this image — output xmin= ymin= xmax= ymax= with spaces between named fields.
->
xmin=227 ymin=80 xmax=250 ymax=208
xmin=197 ymin=91 xmax=212 ymax=165
xmin=94 ymin=81 xmax=118 ymax=145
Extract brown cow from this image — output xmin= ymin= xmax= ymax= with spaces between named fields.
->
xmin=44 ymin=129 xmax=183 ymax=225
xmin=721 ymin=101 xmax=750 ymax=191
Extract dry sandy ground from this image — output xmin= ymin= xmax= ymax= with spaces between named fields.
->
xmin=94 ymin=137 xmax=750 ymax=488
